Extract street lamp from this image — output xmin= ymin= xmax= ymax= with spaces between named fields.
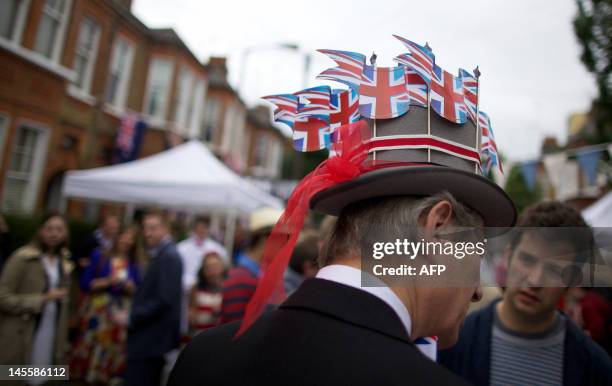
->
xmin=237 ymin=42 xmax=312 ymax=96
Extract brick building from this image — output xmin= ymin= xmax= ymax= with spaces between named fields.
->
xmin=0 ymin=0 xmax=285 ymax=218
xmin=246 ymin=105 xmax=284 ymax=179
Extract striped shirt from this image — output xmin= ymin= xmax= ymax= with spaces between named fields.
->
xmin=191 ymin=288 xmax=222 ymax=332
xmin=490 ymin=311 xmax=566 ymax=386
xmin=219 ymin=258 xmax=259 ymax=324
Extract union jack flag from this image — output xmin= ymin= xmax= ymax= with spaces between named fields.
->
xmin=430 ymin=65 xmax=468 ymax=124
xmin=114 ymin=113 xmax=146 ymax=163
xmin=404 ymin=67 xmax=428 ymax=107
xmin=294 ymin=86 xmax=331 ymax=122
xmin=359 ymin=65 xmax=410 ymax=119
xmin=415 ymin=336 xmax=438 ymax=361
xmin=459 ymin=68 xmax=478 ymax=122
xmin=478 ymin=111 xmax=503 ymax=174
xmin=316 ymin=49 xmax=366 ymax=90
xmin=293 ymin=116 xmax=330 ymax=152
xmin=329 ymin=88 xmax=360 ymax=143
xmin=393 ymin=35 xmax=435 ymax=83
xmin=262 ymin=94 xmax=298 ymax=128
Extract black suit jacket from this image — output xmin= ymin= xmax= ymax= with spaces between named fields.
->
xmin=128 ymin=240 xmax=183 ymax=359
xmin=168 ymin=278 xmax=470 ymax=386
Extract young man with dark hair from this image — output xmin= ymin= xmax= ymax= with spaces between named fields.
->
xmin=439 ymin=201 xmax=612 ymax=386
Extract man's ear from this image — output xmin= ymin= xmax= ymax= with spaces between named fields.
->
xmin=421 ymin=200 xmax=453 ymax=239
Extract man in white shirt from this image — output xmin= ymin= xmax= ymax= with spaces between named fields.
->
xmin=178 ymin=216 xmax=228 ymax=291
xmin=177 ymin=216 xmax=228 ymax=334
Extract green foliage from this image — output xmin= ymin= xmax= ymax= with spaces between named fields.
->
xmin=504 ymin=164 xmax=542 ymax=215
xmin=4 ymin=214 xmax=96 ymax=255
xmin=281 ymin=149 xmax=329 ymax=179
xmin=573 ymin=0 xmax=612 ymax=143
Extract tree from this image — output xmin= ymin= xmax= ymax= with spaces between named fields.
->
xmin=504 ymin=164 xmax=542 ymax=215
xmin=573 ymin=0 xmax=612 ymax=143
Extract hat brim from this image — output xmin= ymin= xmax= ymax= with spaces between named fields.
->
xmin=310 ymin=165 xmax=517 ymax=229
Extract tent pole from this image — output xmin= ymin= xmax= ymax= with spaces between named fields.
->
xmin=224 ymin=209 xmax=236 ymax=258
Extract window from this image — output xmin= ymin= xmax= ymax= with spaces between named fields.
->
xmin=0 ymin=0 xmax=30 ymax=42
xmin=33 ymin=0 xmax=71 ymax=62
xmin=187 ymin=79 xmax=205 ymax=138
xmin=254 ymin=135 xmax=268 ymax=167
xmin=71 ymin=17 xmax=100 ymax=94
xmin=143 ymin=57 xmax=173 ymax=121
xmin=222 ymin=105 xmax=246 ymax=170
xmin=2 ymin=124 xmax=49 ymax=213
xmin=268 ymin=139 xmax=282 ymax=178
xmin=172 ymin=67 xmax=195 ymax=131
xmin=201 ymin=97 xmax=220 ymax=142
xmin=106 ymin=36 xmax=135 ymax=110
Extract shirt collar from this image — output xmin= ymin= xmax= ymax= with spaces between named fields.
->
xmin=316 ymin=264 xmax=412 ymax=337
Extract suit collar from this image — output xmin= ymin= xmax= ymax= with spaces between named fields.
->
xmin=281 ymin=278 xmax=413 ymax=345
xmin=316 ymin=264 xmax=412 ymax=336
xmin=149 ymin=237 xmax=172 ymax=258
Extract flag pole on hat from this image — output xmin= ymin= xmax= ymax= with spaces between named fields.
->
xmin=425 ymin=42 xmax=432 ymax=163
xmin=474 ymin=65 xmax=481 ymax=173
xmin=370 ymin=52 xmax=378 ymax=161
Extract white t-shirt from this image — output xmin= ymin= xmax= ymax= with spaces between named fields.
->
xmin=177 ymin=236 xmax=228 ymax=291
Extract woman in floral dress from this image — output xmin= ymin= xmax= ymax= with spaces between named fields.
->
xmin=71 ymin=226 xmax=141 ymax=385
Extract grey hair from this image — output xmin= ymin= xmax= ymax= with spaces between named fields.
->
xmin=319 ymin=191 xmax=482 ymax=267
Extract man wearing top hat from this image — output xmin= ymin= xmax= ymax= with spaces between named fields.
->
xmin=168 ymin=40 xmax=517 ymax=385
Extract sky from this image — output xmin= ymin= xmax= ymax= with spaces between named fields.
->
xmin=132 ymin=0 xmax=597 ymax=162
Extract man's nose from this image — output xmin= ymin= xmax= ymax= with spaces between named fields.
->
xmin=526 ymin=264 xmax=546 ymax=287
xmin=471 ymin=285 xmax=483 ymax=302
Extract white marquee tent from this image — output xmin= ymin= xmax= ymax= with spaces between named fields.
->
xmin=61 ymin=140 xmax=284 ymax=251
xmin=582 ymin=191 xmax=612 ymax=228
xmin=582 ymin=192 xmax=612 ymax=275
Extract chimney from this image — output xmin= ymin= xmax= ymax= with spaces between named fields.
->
xmin=206 ymin=57 xmax=229 ymax=84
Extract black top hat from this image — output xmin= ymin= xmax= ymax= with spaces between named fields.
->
xmin=310 ymin=106 xmax=517 ymax=228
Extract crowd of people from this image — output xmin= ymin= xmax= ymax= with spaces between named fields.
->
xmin=0 ymin=200 xmax=611 ymax=385
xmin=0 ymin=208 xmax=321 ymax=385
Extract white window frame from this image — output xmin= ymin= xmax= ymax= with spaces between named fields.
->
xmin=268 ymin=138 xmax=282 ymax=178
xmin=223 ymin=106 xmax=246 ymax=171
xmin=143 ymin=56 xmax=174 ymax=125
xmin=2 ymin=120 xmax=50 ymax=214
xmin=0 ymin=0 xmax=31 ymax=44
xmin=67 ymin=16 xmax=100 ymax=102
xmin=201 ymin=96 xmax=220 ymax=143
xmin=33 ymin=0 xmax=72 ymax=63
xmin=174 ymin=66 xmax=196 ymax=133
xmin=254 ymin=134 xmax=268 ymax=168
xmin=221 ymin=104 xmax=235 ymax=154
xmin=105 ymin=35 xmax=135 ymax=112
xmin=187 ymin=78 xmax=206 ymax=139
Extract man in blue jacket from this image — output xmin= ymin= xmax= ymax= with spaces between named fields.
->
xmin=125 ymin=210 xmax=183 ymax=386
xmin=439 ymin=201 xmax=612 ymax=385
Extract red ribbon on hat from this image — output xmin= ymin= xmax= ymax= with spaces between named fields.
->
xmin=235 ymin=120 xmax=370 ymax=337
